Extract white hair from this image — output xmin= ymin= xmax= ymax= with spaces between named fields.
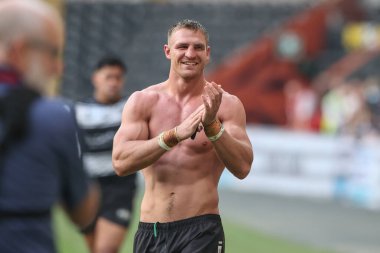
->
xmin=0 ymin=0 xmax=60 ymax=50
xmin=0 ymin=0 xmax=63 ymax=94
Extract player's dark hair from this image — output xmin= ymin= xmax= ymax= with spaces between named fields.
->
xmin=94 ymin=57 xmax=127 ymax=73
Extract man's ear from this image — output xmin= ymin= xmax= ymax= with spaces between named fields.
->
xmin=164 ymin=44 xmax=171 ymax=60
xmin=206 ymin=45 xmax=211 ymax=63
xmin=8 ymin=39 xmax=28 ymax=73
xmin=92 ymin=72 xmax=98 ymax=88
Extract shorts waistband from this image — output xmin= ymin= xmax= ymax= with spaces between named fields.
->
xmin=138 ymin=214 xmax=221 ymax=231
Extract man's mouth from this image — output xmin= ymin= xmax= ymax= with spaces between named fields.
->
xmin=181 ymin=61 xmax=198 ymax=66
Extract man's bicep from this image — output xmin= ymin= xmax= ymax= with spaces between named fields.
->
xmin=115 ymin=96 xmax=149 ymax=143
xmin=117 ymin=117 xmax=149 ymax=142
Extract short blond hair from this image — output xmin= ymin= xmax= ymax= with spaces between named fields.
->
xmin=168 ymin=19 xmax=209 ymax=45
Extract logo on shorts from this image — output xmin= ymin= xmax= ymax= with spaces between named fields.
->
xmin=116 ymin=208 xmax=131 ymax=221
xmin=218 ymin=241 xmax=223 ymax=253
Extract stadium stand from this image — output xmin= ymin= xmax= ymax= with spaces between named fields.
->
xmin=61 ymin=2 xmax=306 ymax=100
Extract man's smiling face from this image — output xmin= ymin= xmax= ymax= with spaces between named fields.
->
xmin=165 ymin=28 xmax=210 ymax=80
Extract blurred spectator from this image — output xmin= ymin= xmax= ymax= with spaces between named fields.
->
xmin=361 ymin=77 xmax=380 ymax=141
xmin=284 ymin=79 xmax=319 ymax=131
xmin=340 ymin=81 xmax=371 ymax=137
xmin=0 ymin=1 xmax=99 ymax=253
xmin=321 ymin=77 xmax=380 ymax=139
xmin=320 ymin=80 xmax=350 ymax=134
xmin=75 ymin=57 xmax=137 ymax=253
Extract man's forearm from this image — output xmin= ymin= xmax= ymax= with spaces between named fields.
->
xmin=212 ymin=131 xmax=253 ymax=179
xmin=203 ymin=119 xmax=253 ymax=179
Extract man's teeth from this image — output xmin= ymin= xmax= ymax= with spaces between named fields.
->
xmin=183 ymin=62 xmax=197 ymax=65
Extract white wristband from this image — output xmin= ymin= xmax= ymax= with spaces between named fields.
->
xmin=158 ymin=132 xmax=171 ymax=151
xmin=208 ymin=124 xmax=225 ymax=142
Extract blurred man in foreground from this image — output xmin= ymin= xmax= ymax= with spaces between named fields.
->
xmin=0 ymin=1 xmax=99 ymax=252
xmin=113 ymin=19 xmax=253 ymax=253
xmin=75 ymin=57 xmax=137 ymax=253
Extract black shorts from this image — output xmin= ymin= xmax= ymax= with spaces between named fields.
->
xmin=81 ymin=174 xmax=137 ymax=234
xmin=134 ymin=214 xmax=225 ymax=253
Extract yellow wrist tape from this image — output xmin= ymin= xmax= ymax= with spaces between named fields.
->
xmin=157 ymin=128 xmax=180 ymax=151
xmin=204 ymin=119 xmax=225 ymax=142
xmin=158 ymin=132 xmax=172 ymax=151
xmin=208 ymin=124 xmax=224 ymax=142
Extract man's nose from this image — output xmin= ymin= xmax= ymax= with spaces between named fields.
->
xmin=185 ymin=47 xmax=196 ymax=58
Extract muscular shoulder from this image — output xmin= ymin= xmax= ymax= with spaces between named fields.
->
xmin=130 ymin=87 xmax=159 ymax=104
xmin=129 ymin=83 xmax=166 ymax=106
xmin=219 ymin=91 xmax=246 ymax=122
xmin=124 ymin=83 xmax=164 ymax=119
xmin=221 ymin=91 xmax=244 ymax=111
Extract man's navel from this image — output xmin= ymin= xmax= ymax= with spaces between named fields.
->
xmin=167 ymin=192 xmax=175 ymax=214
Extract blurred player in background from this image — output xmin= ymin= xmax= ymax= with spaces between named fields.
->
xmin=75 ymin=57 xmax=137 ymax=253
xmin=0 ymin=1 xmax=99 ymax=253
xmin=113 ymin=19 xmax=253 ymax=253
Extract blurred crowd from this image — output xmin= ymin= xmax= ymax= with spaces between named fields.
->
xmin=283 ymin=0 xmax=380 ymax=141
xmin=285 ymin=75 xmax=380 ymax=141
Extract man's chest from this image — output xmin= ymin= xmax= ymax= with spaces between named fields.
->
xmin=148 ymin=99 xmax=200 ymax=133
xmin=148 ymin=101 xmax=213 ymax=152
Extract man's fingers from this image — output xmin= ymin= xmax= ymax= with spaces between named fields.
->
xmin=204 ymin=88 xmax=221 ymax=115
xmin=178 ymin=81 xmax=223 ymax=141
xmin=190 ymin=116 xmax=202 ymax=139
xmin=216 ymin=84 xmax=223 ymax=93
xmin=205 ymin=82 xmax=223 ymax=105
xmin=210 ymin=83 xmax=223 ymax=101
xmin=204 ymin=89 xmax=217 ymax=109
xmin=179 ymin=112 xmax=203 ymax=140
xmin=189 ymin=114 xmax=203 ymax=131
xmin=191 ymin=105 xmax=204 ymax=118
xmin=209 ymin=81 xmax=223 ymax=94
xmin=202 ymin=94 xmax=211 ymax=111
xmin=206 ymin=86 xmax=217 ymax=101
xmin=196 ymin=104 xmax=204 ymax=111
xmin=205 ymin=83 xmax=216 ymax=95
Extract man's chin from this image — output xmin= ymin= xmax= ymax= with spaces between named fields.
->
xmin=179 ymin=70 xmax=203 ymax=80
xmin=23 ymin=77 xmax=53 ymax=95
xmin=105 ymin=94 xmax=121 ymax=103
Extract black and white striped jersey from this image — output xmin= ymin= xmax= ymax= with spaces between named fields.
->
xmin=75 ymin=98 xmax=126 ymax=177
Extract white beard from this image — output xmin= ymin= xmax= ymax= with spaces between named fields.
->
xmin=23 ymin=52 xmax=54 ymax=95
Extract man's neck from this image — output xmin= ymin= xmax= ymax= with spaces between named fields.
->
xmin=167 ymin=74 xmax=205 ymax=101
xmin=93 ymin=93 xmax=121 ymax=105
